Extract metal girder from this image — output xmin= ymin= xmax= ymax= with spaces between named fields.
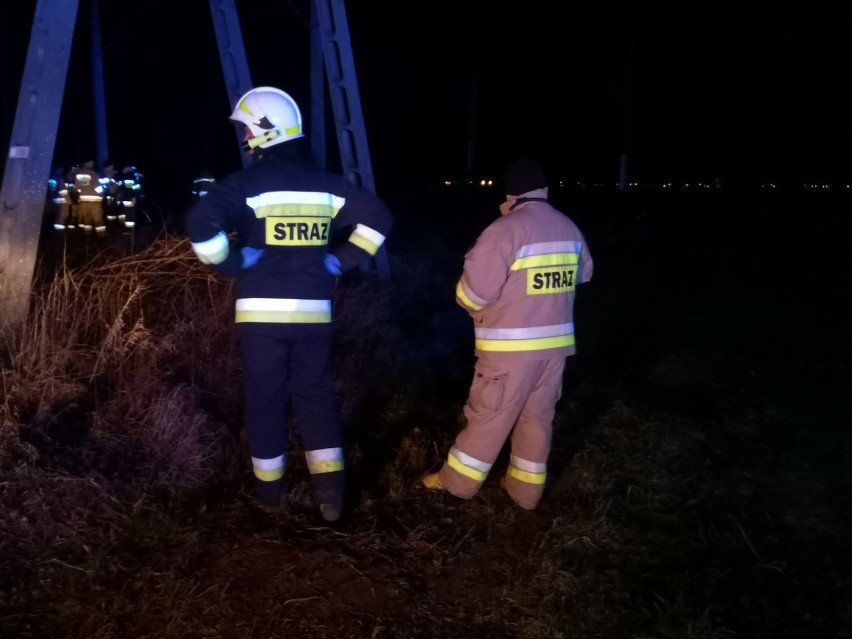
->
xmin=208 ymin=0 xmax=255 ymax=169
xmin=312 ymin=0 xmax=389 ymax=278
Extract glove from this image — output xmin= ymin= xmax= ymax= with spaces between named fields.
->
xmin=240 ymin=246 xmax=264 ymax=269
xmin=324 ymin=253 xmax=342 ymax=276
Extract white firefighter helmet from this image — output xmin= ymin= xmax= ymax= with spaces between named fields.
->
xmin=229 ymin=86 xmax=304 ymax=150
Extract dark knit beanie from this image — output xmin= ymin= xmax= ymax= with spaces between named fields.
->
xmin=504 ymin=158 xmax=547 ymax=196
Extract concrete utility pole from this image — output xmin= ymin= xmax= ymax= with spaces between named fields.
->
xmin=0 ymin=0 xmax=80 ymax=327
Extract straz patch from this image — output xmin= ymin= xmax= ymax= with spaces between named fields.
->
xmin=527 ymin=266 xmax=576 ymax=294
xmin=265 ymin=217 xmax=330 ymax=246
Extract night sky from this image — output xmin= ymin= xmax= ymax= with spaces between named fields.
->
xmin=1 ymin=0 xmax=850 ymax=206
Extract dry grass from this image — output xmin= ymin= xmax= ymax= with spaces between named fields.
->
xmin=1 ymin=200 xmax=850 ymax=638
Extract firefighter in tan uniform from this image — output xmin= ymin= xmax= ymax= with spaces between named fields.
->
xmin=69 ymin=160 xmax=107 ymax=236
xmin=423 ymin=158 xmax=593 ymax=509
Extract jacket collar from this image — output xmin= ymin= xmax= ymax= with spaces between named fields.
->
xmin=508 ymin=187 xmax=549 ymax=211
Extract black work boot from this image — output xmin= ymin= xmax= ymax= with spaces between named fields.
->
xmin=311 ymin=470 xmax=345 ymax=522
xmin=255 ymin=477 xmax=285 ymax=508
xmin=319 ymin=502 xmax=343 ymax=522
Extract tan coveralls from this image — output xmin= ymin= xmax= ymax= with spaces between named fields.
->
xmin=70 ymin=164 xmax=106 ymax=236
xmin=438 ymin=190 xmax=594 ymax=509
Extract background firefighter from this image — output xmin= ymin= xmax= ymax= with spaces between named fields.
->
xmin=186 ymin=86 xmax=393 ymax=522
xmin=68 ymin=159 xmax=107 ymax=237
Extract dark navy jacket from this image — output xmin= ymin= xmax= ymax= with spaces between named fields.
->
xmin=187 ymin=144 xmax=393 ymax=327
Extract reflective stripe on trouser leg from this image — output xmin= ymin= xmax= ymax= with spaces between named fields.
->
xmin=306 ymin=447 xmax=345 ymax=505
xmin=238 ymin=329 xmax=292 ymax=478
xmin=504 ymin=356 xmax=566 ymax=509
xmin=437 ymin=445 xmax=493 ymax=499
xmin=290 ymin=330 xmax=345 ymax=505
xmin=438 ymin=356 xmax=533 ymax=499
xmin=252 ymin=454 xmax=286 ymax=482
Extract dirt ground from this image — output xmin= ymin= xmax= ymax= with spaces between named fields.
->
xmin=1 ymin=187 xmax=850 ymax=638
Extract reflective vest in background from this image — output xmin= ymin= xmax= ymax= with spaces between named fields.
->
xmin=117 ymin=166 xmax=144 ymax=227
xmin=69 ymin=165 xmax=106 ymax=235
xmin=99 ymin=167 xmax=119 ymax=222
xmin=192 ymin=174 xmax=217 ymax=200
xmin=48 ymin=174 xmax=72 ymax=230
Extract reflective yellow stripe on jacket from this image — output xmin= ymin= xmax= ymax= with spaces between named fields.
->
xmin=246 ymin=190 xmax=345 ymax=219
xmin=348 ymin=223 xmax=386 ymax=256
xmin=235 ymin=298 xmax=332 ymax=324
xmin=247 ymin=191 xmax=344 ymax=247
xmin=191 ymin=231 xmax=229 ymax=265
xmin=474 ymin=323 xmax=575 ymax=353
xmin=511 ymin=241 xmax=582 ymax=296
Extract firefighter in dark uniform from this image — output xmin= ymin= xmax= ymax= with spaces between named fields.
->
xmin=186 ymin=87 xmax=393 ymax=522
xmin=116 ymin=166 xmax=142 ymax=230
xmin=48 ymin=167 xmax=72 ymax=231
xmin=192 ymin=170 xmax=217 ymax=201
xmin=100 ymin=161 xmax=120 ymax=227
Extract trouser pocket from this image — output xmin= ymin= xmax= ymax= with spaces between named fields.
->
xmin=470 ymin=361 xmax=508 ymax=411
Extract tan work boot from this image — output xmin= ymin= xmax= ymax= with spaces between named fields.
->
xmin=500 ymin=475 xmax=538 ymax=510
xmin=422 ymin=472 xmax=445 ymax=490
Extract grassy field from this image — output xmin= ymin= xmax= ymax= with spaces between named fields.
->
xmin=1 ymin=187 xmax=849 ymax=638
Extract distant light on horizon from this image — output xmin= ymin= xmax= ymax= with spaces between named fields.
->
xmin=441 ymin=178 xmax=849 ymax=192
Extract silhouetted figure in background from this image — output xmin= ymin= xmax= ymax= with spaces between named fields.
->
xmin=48 ymin=166 xmax=72 ymax=231
xmin=115 ymin=165 xmax=143 ymax=232
xmin=100 ymin=160 xmax=120 ymax=228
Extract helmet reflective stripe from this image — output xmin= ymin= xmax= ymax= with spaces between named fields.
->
xmin=347 ymin=223 xmax=386 ymax=256
xmin=252 ymin=455 xmax=286 ymax=482
xmin=229 ymin=86 xmax=304 ymax=149
xmin=305 ymin=447 xmax=344 ymax=474
xmin=244 ymin=129 xmax=280 ymax=149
